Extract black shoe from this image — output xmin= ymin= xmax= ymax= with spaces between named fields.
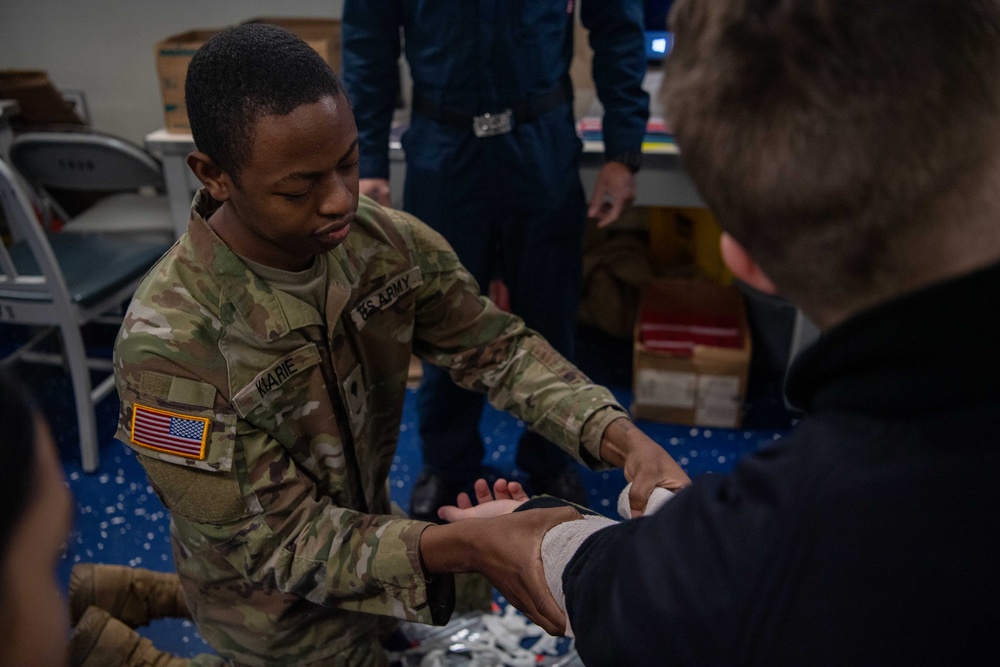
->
xmin=529 ymin=466 xmax=588 ymax=507
xmin=409 ymin=471 xmax=471 ymax=523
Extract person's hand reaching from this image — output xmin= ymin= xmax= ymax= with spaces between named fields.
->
xmin=438 ymin=478 xmax=529 ymax=522
xmin=420 ymin=478 xmax=580 ymax=635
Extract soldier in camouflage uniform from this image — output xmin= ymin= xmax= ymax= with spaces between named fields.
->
xmin=113 ymin=24 xmax=689 ymax=666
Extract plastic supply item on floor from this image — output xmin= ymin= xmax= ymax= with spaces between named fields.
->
xmin=389 ymin=605 xmax=580 ymax=667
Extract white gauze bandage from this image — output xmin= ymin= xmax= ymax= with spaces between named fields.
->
xmin=540 ymin=484 xmax=676 ymax=636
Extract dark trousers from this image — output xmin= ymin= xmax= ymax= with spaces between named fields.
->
xmin=403 ymin=108 xmax=586 ymax=478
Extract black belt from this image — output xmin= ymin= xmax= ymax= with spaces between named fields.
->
xmin=411 ymin=83 xmax=573 ymax=137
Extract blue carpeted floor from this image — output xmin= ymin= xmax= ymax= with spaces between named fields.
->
xmin=4 ymin=322 xmax=794 ymax=658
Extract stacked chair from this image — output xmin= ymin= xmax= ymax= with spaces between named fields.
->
xmin=11 ymin=131 xmax=175 ymax=241
xmin=0 ymin=144 xmax=173 ymax=472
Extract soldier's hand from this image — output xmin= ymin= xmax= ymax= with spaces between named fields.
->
xmin=470 ymin=507 xmax=580 ymax=635
xmin=359 ymin=178 xmax=392 ymax=207
xmin=438 ymin=478 xmax=529 ymax=522
xmin=600 ymin=417 xmax=692 ymax=517
xmin=419 ymin=506 xmax=581 ymax=635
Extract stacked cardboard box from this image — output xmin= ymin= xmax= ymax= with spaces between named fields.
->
xmin=154 ymin=30 xmax=221 ymax=134
xmin=632 ymin=278 xmax=751 ymax=428
xmin=154 ymin=18 xmax=342 ymax=134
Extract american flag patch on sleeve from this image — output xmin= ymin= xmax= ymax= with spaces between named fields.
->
xmin=130 ymin=404 xmax=210 ymax=460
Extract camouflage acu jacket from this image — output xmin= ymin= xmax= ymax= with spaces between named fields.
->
xmin=113 ymin=192 xmax=625 ymax=666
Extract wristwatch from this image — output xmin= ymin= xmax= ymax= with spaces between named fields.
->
xmin=608 ymin=151 xmax=643 ymax=174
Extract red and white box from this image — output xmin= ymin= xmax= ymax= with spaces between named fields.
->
xmin=632 ymin=278 xmax=751 ymax=428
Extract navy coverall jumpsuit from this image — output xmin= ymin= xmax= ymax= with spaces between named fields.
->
xmin=343 ymin=0 xmax=649 ymax=480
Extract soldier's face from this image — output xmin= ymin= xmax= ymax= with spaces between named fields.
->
xmin=223 ymin=93 xmax=360 ymax=271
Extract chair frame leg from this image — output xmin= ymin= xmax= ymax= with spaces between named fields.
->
xmin=3 ymin=323 xmax=116 ymax=473
xmin=59 ymin=320 xmax=100 ymax=473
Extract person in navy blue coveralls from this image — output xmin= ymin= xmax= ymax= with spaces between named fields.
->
xmin=343 ymin=0 xmax=650 ymax=521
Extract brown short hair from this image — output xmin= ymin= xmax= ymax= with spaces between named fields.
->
xmin=663 ymin=0 xmax=1000 ymax=312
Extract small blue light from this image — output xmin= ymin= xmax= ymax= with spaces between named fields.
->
xmin=645 ymin=31 xmax=673 ymax=61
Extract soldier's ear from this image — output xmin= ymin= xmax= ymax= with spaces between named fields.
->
xmin=187 ymin=151 xmax=234 ymax=202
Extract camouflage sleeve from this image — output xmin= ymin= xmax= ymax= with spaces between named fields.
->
xmin=167 ymin=421 xmax=451 ymax=624
xmin=114 ymin=274 xmax=452 ymax=626
xmin=392 ymin=210 xmax=628 ymax=467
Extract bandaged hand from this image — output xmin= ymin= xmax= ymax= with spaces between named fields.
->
xmin=535 ymin=482 xmax=676 ymax=637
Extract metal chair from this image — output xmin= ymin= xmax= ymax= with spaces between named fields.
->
xmin=10 ymin=131 xmax=175 ymax=241
xmin=0 ymin=158 xmax=172 ymax=472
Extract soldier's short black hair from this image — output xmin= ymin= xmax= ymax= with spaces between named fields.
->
xmin=185 ymin=23 xmax=344 ymax=183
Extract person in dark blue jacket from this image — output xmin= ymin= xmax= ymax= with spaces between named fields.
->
xmin=342 ymin=1 xmax=650 ymax=520
xmin=440 ymin=0 xmax=1000 ymax=663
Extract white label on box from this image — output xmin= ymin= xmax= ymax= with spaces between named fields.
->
xmin=697 ymin=375 xmax=741 ymax=398
xmin=635 ymin=370 xmax=697 ymax=408
xmin=695 ymin=375 xmax=741 ymax=427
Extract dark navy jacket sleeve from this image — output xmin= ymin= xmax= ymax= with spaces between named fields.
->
xmin=581 ymin=0 xmax=650 ymax=159
xmin=563 ymin=443 xmax=791 ymax=666
xmin=342 ymin=0 xmax=403 ymax=180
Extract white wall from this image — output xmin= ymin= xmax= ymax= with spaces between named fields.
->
xmin=0 ymin=0 xmax=345 ymax=145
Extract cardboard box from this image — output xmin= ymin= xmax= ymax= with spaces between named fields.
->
xmin=0 ymin=70 xmax=86 ymax=126
xmin=154 ymin=29 xmax=222 ymax=133
xmin=632 ymin=278 xmax=751 ymax=428
xmin=154 ymin=19 xmax=342 ymax=134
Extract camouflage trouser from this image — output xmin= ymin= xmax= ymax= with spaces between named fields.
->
xmin=191 ymin=616 xmax=389 ymax=667
xmin=222 ymin=645 xmax=388 ymax=667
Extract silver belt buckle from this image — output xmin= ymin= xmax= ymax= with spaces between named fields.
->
xmin=472 ymin=109 xmax=513 ymax=137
